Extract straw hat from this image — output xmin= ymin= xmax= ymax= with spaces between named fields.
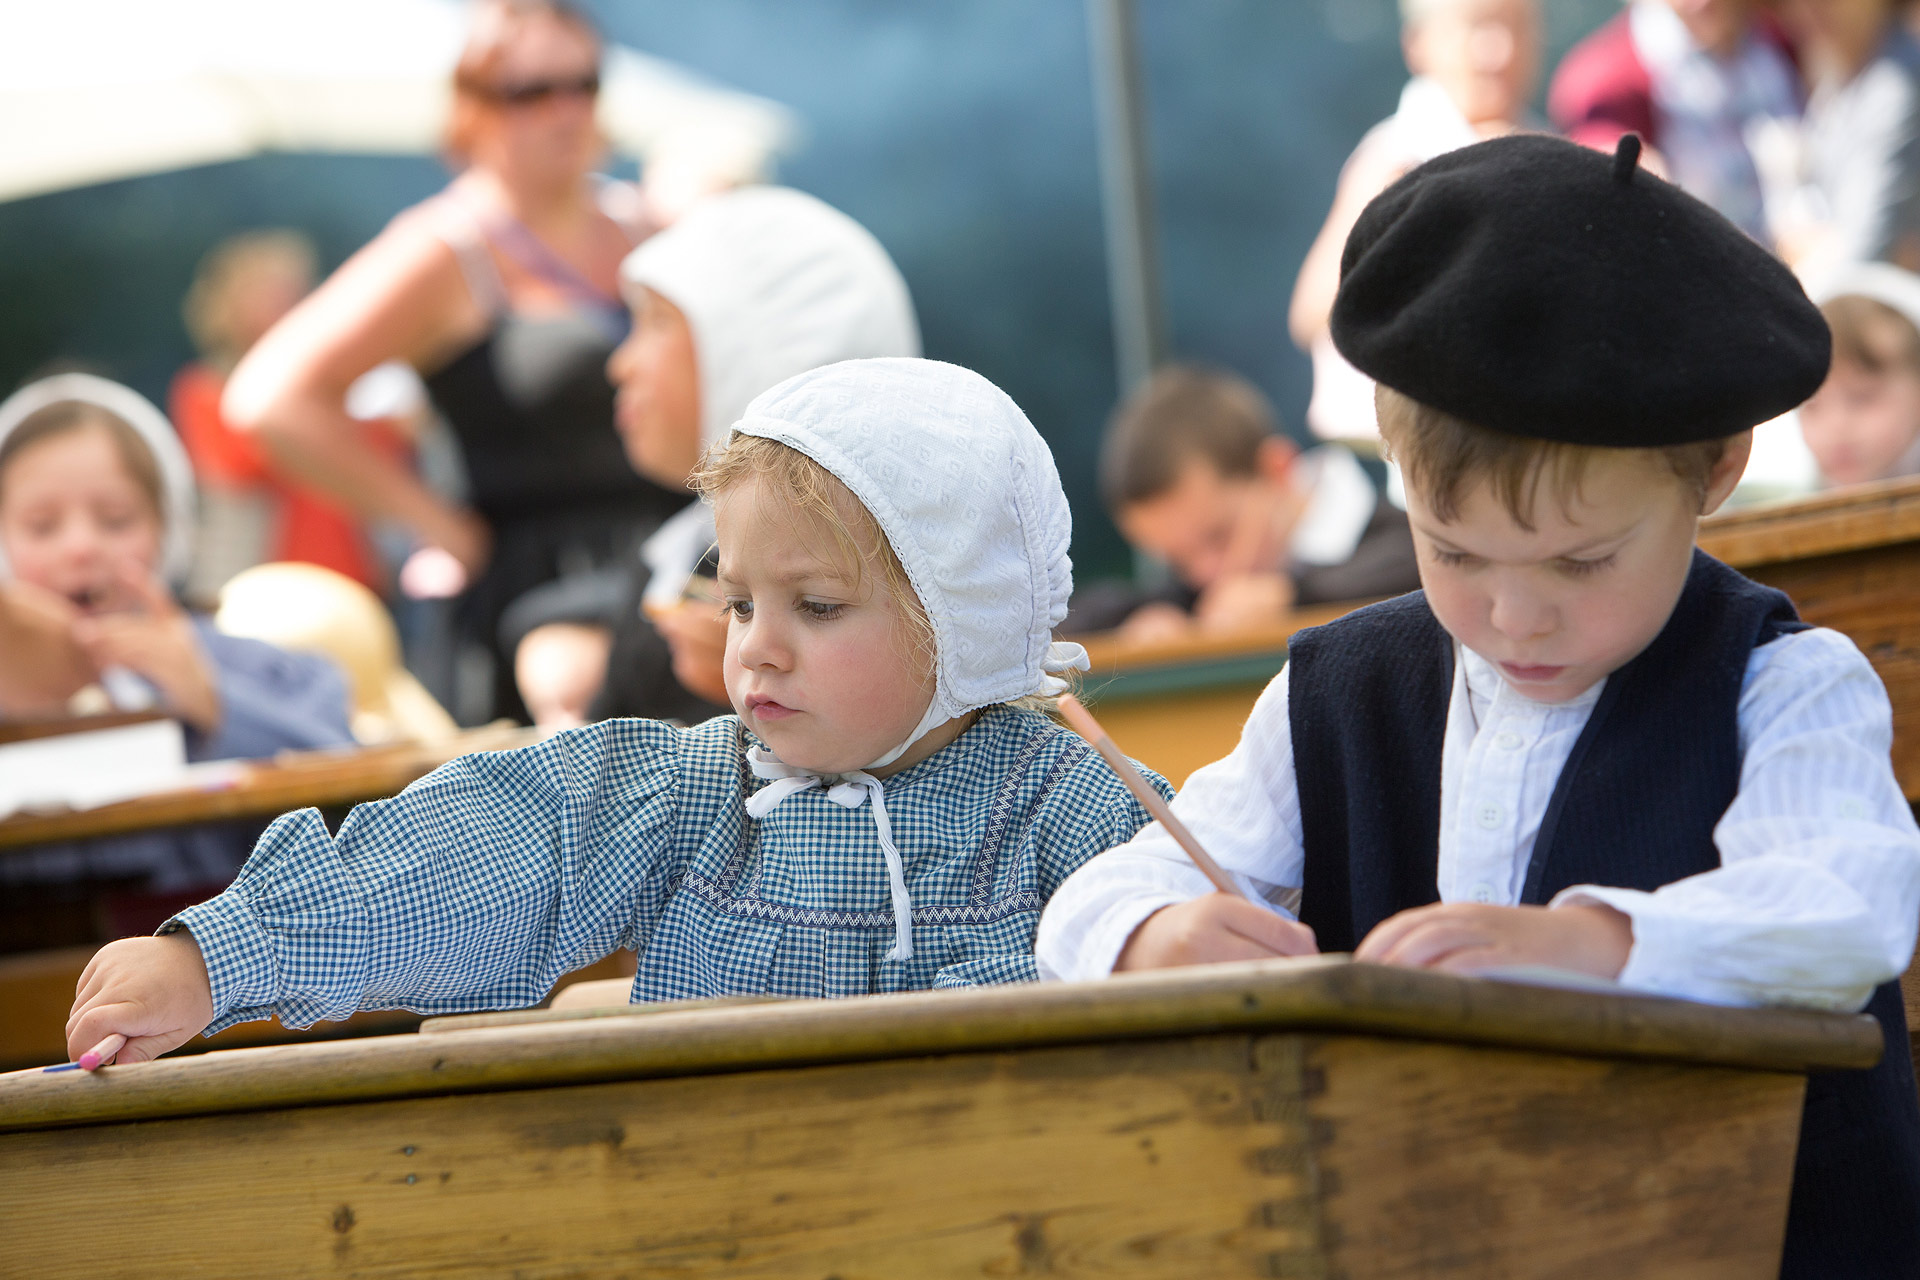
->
xmin=215 ymin=562 xmax=459 ymax=745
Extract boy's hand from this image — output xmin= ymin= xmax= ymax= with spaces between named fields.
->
xmin=1353 ymin=902 xmax=1633 ymax=980
xmin=66 ymin=932 xmax=216 ymax=1066
xmin=1114 ymin=893 xmax=1319 ymax=972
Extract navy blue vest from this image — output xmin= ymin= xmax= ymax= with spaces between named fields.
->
xmin=1288 ymin=550 xmax=1920 ymax=1276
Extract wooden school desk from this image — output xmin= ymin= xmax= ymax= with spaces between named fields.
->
xmin=1697 ymin=473 xmax=1920 ymax=799
xmin=0 ymin=957 xmax=1877 ymax=1279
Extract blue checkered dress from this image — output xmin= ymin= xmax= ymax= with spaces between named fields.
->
xmin=170 ymin=705 xmax=1167 ymax=1033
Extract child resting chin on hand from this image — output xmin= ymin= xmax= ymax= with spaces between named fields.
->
xmin=1037 ymin=136 xmax=1920 ymax=1276
xmin=0 ymin=375 xmax=353 ymax=911
xmin=68 ymin=358 xmax=1165 ymax=1067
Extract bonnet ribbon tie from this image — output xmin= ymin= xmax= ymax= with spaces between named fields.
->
xmin=1039 ymin=640 xmax=1091 ymax=695
xmin=744 ymin=746 xmax=914 ymax=961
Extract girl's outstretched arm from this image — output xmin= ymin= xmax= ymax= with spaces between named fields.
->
xmin=64 ymin=720 xmax=686 ymax=1055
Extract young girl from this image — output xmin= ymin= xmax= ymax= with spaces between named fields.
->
xmin=1799 ymin=263 xmax=1920 ymax=487
xmin=0 ymin=374 xmax=355 ymax=938
xmin=66 ymin=358 xmax=1165 ymax=1062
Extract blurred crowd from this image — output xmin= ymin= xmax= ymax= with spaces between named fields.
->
xmin=7 ymin=0 xmax=1920 ymax=936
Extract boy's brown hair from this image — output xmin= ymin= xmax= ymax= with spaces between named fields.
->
xmin=1375 ymin=385 xmax=1731 ymax=530
xmin=1824 ymin=295 xmax=1920 ymax=380
xmin=1099 ymin=365 xmax=1278 ymax=511
xmin=0 ymin=401 xmax=166 ymax=522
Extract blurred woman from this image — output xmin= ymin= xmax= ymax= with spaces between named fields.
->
xmin=223 ymin=0 xmax=685 ymax=719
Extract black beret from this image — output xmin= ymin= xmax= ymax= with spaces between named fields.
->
xmin=1330 ymin=133 xmax=1831 ymax=446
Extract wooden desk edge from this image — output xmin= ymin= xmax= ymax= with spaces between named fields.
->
xmin=0 ymin=726 xmax=545 ymax=851
xmin=1700 ymin=474 xmax=1920 ymax=567
xmin=0 ymin=957 xmax=1878 ymax=1134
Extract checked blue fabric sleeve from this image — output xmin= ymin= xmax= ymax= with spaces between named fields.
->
xmin=168 ymin=720 xmax=682 ymax=1034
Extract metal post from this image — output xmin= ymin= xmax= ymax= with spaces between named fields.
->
xmin=1085 ymin=0 xmax=1167 ymax=396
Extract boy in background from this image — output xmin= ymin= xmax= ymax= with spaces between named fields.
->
xmin=1040 ymin=135 xmax=1920 ymax=1275
xmin=1068 ymin=366 xmax=1419 ymax=640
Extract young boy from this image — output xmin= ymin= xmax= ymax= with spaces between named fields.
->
xmin=1039 ymin=134 xmax=1920 ymax=1275
xmin=1068 ymin=366 xmax=1420 ymax=639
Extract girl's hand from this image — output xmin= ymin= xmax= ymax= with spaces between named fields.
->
xmin=1114 ymin=893 xmax=1319 ymax=971
xmin=1354 ymin=902 xmax=1633 ymax=980
xmin=0 ymin=579 xmax=96 ymax=714
xmin=66 ymin=932 xmax=216 ymax=1065
xmin=71 ymin=570 xmax=221 ymax=734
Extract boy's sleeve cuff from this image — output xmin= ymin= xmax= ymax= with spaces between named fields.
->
xmin=1551 ymin=884 xmax=1749 ymax=1006
xmin=161 ymin=890 xmax=282 ymax=1035
xmin=1077 ymin=894 xmax=1188 ymax=982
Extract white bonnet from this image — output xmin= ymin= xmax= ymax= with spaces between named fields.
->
xmin=619 ymin=185 xmax=921 ymax=450
xmin=0 ymin=373 xmax=197 ymax=585
xmin=732 ymin=357 xmax=1086 ymax=723
xmin=1813 ymin=262 xmax=1920 ymax=333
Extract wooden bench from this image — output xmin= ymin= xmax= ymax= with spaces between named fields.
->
xmin=0 ymin=957 xmax=1879 ymax=1278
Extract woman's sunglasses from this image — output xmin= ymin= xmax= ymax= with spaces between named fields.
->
xmin=481 ymin=71 xmax=601 ymax=107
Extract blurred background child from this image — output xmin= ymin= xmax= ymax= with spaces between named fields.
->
xmin=1801 ymin=262 xmax=1920 ymax=485
xmin=0 ymin=374 xmax=353 ymax=948
xmin=510 ymin=185 xmax=920 ymax=727
xmin=1066 ymin=365 xmax=1420 ymax=639
xmin=1550 ymin=0 xmax=1800 ymax=240
xmin=172 ymin=230 xmax=424 ymax=604
xmin=1290 ymin=0 xmax=1542 ymax=448
xmin=1770 ymin=0 xmax=1920 ymax=279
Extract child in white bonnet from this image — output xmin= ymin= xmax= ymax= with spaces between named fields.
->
xmin=67 ymin=358 xmax=1168 ymax=1062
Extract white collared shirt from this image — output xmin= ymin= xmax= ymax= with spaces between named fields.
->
xmin=1035 ymin=627 xmax=1920 ymax=1011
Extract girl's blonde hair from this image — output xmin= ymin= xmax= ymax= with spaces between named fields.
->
xmin=691 ymin=434 xmax=1063 ymax=713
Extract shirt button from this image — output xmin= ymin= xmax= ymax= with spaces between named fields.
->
xmin=1476 ymin=803 xmax=1503 ymax=830
xmin=1838 ymin=797 xmax=1869 ymax=820
xmin=1494 ymin=731 xmax=1525 ymax=751
xmin=1471 ymin=882 xmax=1495 ymax=903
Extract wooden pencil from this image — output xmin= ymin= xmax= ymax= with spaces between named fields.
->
xmin=1055 ymin=694 xmax=1249 ymax=901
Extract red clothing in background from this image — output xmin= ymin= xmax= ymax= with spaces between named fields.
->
xmin=170 ymin=363 xmax=408 ymax=592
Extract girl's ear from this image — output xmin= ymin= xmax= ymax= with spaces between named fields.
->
xmin=1700 ymin=430 xmax=1754 ymax=516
